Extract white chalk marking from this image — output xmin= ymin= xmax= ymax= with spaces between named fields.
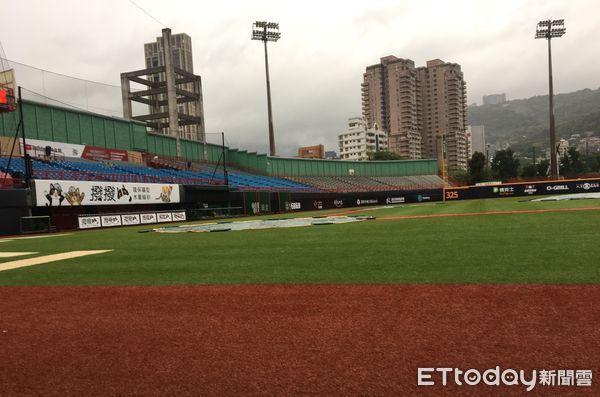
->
xmin=0 ymin=252 xmax=38 ymax=258
xmin=0 ymin=233 xmax=72 ymax=243
xmin=0 ymin=250 xmax=112 ymax=272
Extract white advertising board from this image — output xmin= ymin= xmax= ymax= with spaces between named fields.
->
xmin=121 ymin=214 xmax=141 ymax=225
xmin=171 ymin=211 xmax=187 ymax=222
xmin=157 ymin=212 xmax=173 ymax=223
xmin=33 ymin=179 xmax=180 ymax=207
xmin=101 ymin=215 xmax=122 ymax=227
xmin=78 ymin=215 xmax=101 ymax=229
xmin=23 ymin=138 xmax=85 ymax=158
xmin=77 ymin=211 xmax=186 ymax=229
xmin=140 ymin=213 xmax=158 ymax=224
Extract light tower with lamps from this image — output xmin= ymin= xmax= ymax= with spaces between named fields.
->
xmin=535 ymin=19 xmax=566 ymax=179
xmin=252 ymin=21 xmax=281 ymax=156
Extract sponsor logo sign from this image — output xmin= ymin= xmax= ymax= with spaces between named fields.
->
xmin=22 ymin=138 xmax=128 ymax=161
xmin=546 ymin=185 xmax=569 ymax=191
xmin=122 ymin=214 xmax=141 ymax=225
xmin=333 ymin=199 xmax=344 ymax=208
xmin=524 ymin=185 xmax=537 ymax=195
xmin=78 ymin=215 xmax=101 ymax=229
xmin=140 ymin=213 xmax=157 ymax=224
xmin=386 ymin=197 xmax=405 ymax=204
xmin=22 ymin=138 xmax=84 ymax=158
xmin=251 ymin=202 xmax=270 ymax=214
xmin=81 ymin=145 xmax=128 ymax=162
xmin=172 ymin=211 xmax=187 ymax=221
xmin=100 ymin=215 xmax=122 ymax=227
xmin=157 ymin=212 xmax=173 ymax=223
xmin=313 ymin=201 xmax=323 ymax=209
xmin=497 ymin=187 xmax=515 ymax=196
xmin=576 ymin=182 xmax=599 ymax=191
xmin=33 ymin=179 xmax=180 ymax=207
xmin=356 ymin=199 xmax=378 ymax=206
xmin=284 ymin=202 xmax=301 ymax=211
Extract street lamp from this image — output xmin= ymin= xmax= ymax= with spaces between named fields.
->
xmin=252 ymin=21 xmax=281 ymax=156
xmin=535 ymin=18 xmax=565 ymax=179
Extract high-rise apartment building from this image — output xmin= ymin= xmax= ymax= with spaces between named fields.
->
xmin=361 ymin=56 xmax=468 ymax=170
xmin=362 ymin=56 xmax=421 ymax=160
xmin=144 ymin=32 xmax=205 ymax=141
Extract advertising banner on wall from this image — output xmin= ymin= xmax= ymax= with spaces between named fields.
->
xmin=33 ymin=179 xmax=180 ymax=207
xmin=81 ymin=145 xmax=129 ymax=162
xmin=77 ymin=211 xmax=187 ymax=229
xmin=171 ymin=211 xmax=187 ymax=221
xmin=78 ymin=215 xmax=101 ymax=229
xmin=140 ymin=213 xmax=158 ymax=224
xmin=283 ymin=190 xmax=442 ymax=213
xmin=443 ymin=179 xmax=600 ymax=201
xmin=22 ymin=138 xmax=128 ymax=161
xmin=101 ymin=215 xmax=122 ymax=227
xmin=122 ymin=214 xmax=141 ymax=225
xmin=23 ymin=138 xmax=85 ymax=159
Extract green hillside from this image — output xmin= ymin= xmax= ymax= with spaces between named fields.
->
xmin=468 ymin=88 xmax=600 ymax=154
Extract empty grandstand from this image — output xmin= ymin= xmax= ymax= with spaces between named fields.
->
xmin=288 ymin=175 xmax=443 ymax=193
xmin=0 ymin=99 xmax=445 ymax=234
xmin=0 ymin=156 xmax=312 ymax=191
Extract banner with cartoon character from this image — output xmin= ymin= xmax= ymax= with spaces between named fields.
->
xmin=33 ymin=179 xmax=180 ymax=206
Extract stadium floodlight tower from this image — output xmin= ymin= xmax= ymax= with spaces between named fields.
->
xmin=252 ymin=21 xmax=281 ymax=156
xmin=535 ymin=18 xmax=566 ymax=179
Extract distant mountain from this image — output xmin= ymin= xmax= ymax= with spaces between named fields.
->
xmin=468 ymin=88 xmax=600 ymax=154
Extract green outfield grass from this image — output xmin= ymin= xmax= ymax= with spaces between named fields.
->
xmin=1 ymin=197 xmax=600 ymax=286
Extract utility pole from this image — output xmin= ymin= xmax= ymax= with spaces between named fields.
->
xmin=17 ymin=86 xmax=31 ymax=184
xmin=222 ymin=132 xmax=228 ymax=185
xmin=252 ymin=21 xmax=280 ymax=156
xmin=441 ymin=134 xmax=448 ymax=201
xmin=535 ymin=19 xmax=565 ymax=179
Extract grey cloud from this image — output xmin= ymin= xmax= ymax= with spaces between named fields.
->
xmin=2 ymin=0 xmax=599 ymax=157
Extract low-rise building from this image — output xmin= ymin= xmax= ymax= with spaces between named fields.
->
xmin=298 ymin=144 xmax=325 ymax=159
xmin=338 ymin=117 xmax=388 ymax=161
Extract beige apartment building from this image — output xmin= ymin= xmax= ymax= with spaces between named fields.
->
xmin=338 ymin=117 xmax=388 ymax=161
xmin=362 ymin=56 xmax=468 ymax=170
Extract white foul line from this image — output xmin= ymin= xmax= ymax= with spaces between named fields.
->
xmin=0 ymin=233 xmax=72 ymax=243
xmin=0 ymin=250 xmax=112 ymax=272
xmin=0 ymin=252 xmax=38 ymax=258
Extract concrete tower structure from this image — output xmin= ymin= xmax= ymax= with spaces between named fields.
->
xmin=121 ymin=29 xmax=206 ymax=157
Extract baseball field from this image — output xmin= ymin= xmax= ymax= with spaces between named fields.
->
xmin=1 ymin=196 xmax=599 ymax=395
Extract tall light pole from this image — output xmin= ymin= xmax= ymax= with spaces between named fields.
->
xmin=535 ymin=19 xmax=565 ymax=179
xmin=252 ymin=21 xmax=280 ymax=156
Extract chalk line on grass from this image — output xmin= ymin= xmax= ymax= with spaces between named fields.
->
xmin=0 ymin=234 xmax=72 ymax=243
xmin=0 ymin=252 xmax=38 ymax=258
xmin=0 ymin=250 xmax=112 ymax=272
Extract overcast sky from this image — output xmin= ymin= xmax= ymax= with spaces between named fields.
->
xmin=2 ymin=0 xmax=599 ymax=156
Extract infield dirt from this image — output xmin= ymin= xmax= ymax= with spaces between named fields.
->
xmin=1 ymin=284 xmax=598 ymax=396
